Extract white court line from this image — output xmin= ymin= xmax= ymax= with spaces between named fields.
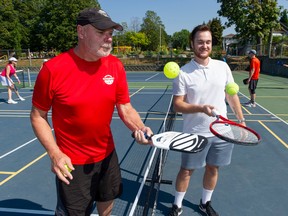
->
xmin=128 ymin=94 xmax=173 ymax=216
xmin=0 ymin=208 xmax=54 ymax=215
xmin=0 ymin=129 xmax=54 ymax=159
xmin=0 ymin=138 xmax=38 ymax=159
xmin=128 ymin=148 xmax=157 ymax=216
xmin=239 ymin=92 xmax=288 ymax=125
xmin=130 ymin=87 xmax=145 ymax=97
xmin=145 ymin=73 xmax=159 ymax=81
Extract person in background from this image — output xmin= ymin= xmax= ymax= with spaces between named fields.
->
xmin=30 ymin=7 xmax=152 ymax=216
xmin=0 ymin=57 xmax=25 ymax=104
xmin=168 ymin=25 xmax=245 ymax=216
xmin=244 ymin=49 xmax=260 ymax=107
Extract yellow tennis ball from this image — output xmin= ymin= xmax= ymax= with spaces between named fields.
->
xmin=225 ymin=82 xmax=239 ymax=95
xmin=64 ymin=164 xmax=72 ymax=172
xmin=163 ymin=62 xmax=180 ymax=79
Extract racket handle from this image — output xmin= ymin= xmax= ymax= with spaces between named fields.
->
xmin=131 ymin=131 xmax=152 ymax=140
xmin=211 ymin=109 xmax=220 ymax=117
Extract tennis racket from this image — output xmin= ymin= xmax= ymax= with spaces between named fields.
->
xmin=13 ymin=83 xmax=18 ymax=91
xmin=210 ymin=109 xmax=261 ymax=146
xmin=132 ymin=131 xmax=208 ymax=153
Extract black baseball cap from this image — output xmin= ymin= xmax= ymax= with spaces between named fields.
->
xmin=77 ymin=8 xmax=123 ymax=31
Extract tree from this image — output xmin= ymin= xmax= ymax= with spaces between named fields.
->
xmin=218 ymin=0 xmax=280 ymax=54
xmin=12 ymin=0 xmax=45 ymax=50
xmin=31 ymin=0 xmax=100 ymax=52
xmin=207 ymin=18 xmax=224 ymax=47
xmin=0 ymin=0 xmax=22 ymax=51
xmin=125 ymin=31 xmax=149 ymax=51
xmin=280 ymin=9 xmax=288 ymax=32
xmin=171 ymin=29 xmax=190 ymax=50
xmin=140 ymin=10 xmax=167 ymax=51
xmin=130 ymin=17 xmax=141 ymax=32
xmin=0 ymin=0 xmax=101 ymax=52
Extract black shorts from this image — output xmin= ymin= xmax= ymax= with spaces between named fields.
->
xmin=248 ymin=79 xmax=258 ymax=94
xmin=55 ymin=150 xmax=122 ymax=216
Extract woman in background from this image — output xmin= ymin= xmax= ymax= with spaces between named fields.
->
xmin=0 ymin=57 xmax=25 ymax=104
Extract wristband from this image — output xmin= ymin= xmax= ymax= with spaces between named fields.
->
xmin=238 ymin=118 xmax=245 ymax=123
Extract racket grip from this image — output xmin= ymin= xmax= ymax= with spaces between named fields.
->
xmin=211 ymin=109 xmax=219 ymax=117
xmin=131 ymin=131 xmax=152 ymax=140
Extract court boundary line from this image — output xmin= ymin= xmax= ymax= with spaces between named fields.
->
xmin=0 ymin=207 xmax=54 ymax=215
xmin=258 ymin=121 xmax=288 ymax=148
xmin=145 ymin=73 xmax=159 ymax=81
xmin=239 ymin=92 xmax=288 ymax=148
xmin=239 ymin=92 xmax=288 ymax=125
xmin=128 ymin=90 xmax=173 ymax=216
xmin=0 ymin=152 xmax=47 ymax=186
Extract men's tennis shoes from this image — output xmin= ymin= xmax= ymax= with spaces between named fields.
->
xmin=168 ymin=204 xmax=183 ymax=216
xmin=168 ymin=201 xmax=219 ymax=216
xmin=199 ymin=200 xmax=219 ymax=216
xmin=244 ymin=101 xmax=256 ymax=107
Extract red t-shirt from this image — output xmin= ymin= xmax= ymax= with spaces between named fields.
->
xmin=250 ymin=57 xmax=260 ymax=80
xmin=32 ymin=49 xmax=130 ymax=164
xmin=1 ymin=64 xmax=16 ymax=77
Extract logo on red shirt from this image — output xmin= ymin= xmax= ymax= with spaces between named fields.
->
xmin=103 ymin=75 xmax=114 ymax=85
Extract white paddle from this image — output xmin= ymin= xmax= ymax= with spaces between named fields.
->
xmin=132 ymin=131 xmax=207 ymax=153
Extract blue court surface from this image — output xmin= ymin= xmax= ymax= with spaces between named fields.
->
xmin=0 ymin=71 xmax=288 ymax=216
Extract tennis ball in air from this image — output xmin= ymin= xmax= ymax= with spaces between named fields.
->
xmin=64 ymin=164 xmax=72 ymax=172
xmin=163 ymin=62 xmax=180 ymax=79
xmin=225 ymin=82 xmax=239 ymax=95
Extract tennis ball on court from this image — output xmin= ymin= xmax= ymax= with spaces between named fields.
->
xmin=163 ymin=62 xmax=180 ymax=79
xmin=64 ymin=164 xmax=72 ymax=172
xmin=225 ymin=82 xmax=239 ymax=95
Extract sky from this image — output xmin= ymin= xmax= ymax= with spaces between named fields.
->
xmin=98 ymin=0 xmax=288 ymax=36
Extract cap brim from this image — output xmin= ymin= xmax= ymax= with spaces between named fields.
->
xmin=91 ymin=21 xmax=123 ymax=31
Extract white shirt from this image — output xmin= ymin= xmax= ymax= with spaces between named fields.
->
xmin=173 ymin=58 xmax=234 ymax=137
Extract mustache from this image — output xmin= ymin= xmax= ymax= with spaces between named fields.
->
xmin=102 ymin=44 xmax=112 ymax=49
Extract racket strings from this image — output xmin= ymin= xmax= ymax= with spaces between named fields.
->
xmin=212 ymin=123 xmax=259 ymax=144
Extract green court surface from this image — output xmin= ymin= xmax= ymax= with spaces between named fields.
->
xmin=232 ymin=70 xmax=288 ymax=122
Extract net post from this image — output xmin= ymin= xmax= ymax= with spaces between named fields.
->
xmin=21 ymin=70 xmax=25 ymax=88
xmin=27 ymin=68 xmax=32 ymax=87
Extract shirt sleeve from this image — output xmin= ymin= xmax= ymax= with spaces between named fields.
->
xmin=116 ymin=63 xmax=130 ymax=104
xmin=32 ymin=65 xmax=53 ymax=111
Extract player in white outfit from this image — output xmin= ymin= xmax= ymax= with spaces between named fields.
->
xmin=168 ymin=25 xmax=245 ymax=216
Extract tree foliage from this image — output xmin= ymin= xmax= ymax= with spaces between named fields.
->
xmin=125 ymin=31 xmax=149 ymax=50
xmin=32 ymin=0 xmax=99 ymax=52
xmin=0 ymin=0 xmax=22 ymax=50
xmin=140 ymin=10 xmax=167 ymax=51
xmin=0 ymin=1 xmax=227 ymax=55
xmin=171 ymin=29 xmax=190 ymax=50
xmin=280 ymin=9 xmax=288 ymax=31
xmin=0 ymin=0 xmax=99 ymax=52
xmin=217 ymin=0 xmax=280 ymax=46
xmin=207 ymin=18 xmax=224 ymax=46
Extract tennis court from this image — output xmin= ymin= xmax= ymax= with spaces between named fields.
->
xmin=0 ymin=70 xmax=288 ymax=216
